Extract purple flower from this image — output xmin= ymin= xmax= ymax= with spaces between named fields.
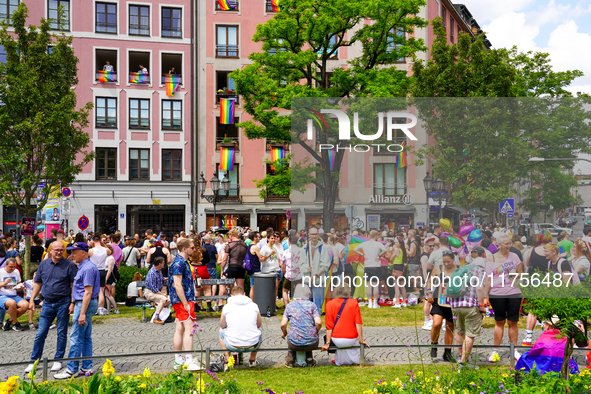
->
xmin=261 ymin=390 xmax=276 ymax=394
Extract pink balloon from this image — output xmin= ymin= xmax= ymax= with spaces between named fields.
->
xmin=459 ymin=224 xmax=474 ymax=237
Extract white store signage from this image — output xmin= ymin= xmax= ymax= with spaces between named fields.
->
xmin=369 ymin=193 xmax=414 ymax=205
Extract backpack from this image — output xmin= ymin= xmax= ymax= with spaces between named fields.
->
xmin=445 ymin=265 xmax=477 ymax=298
xmin=243 ymin=244 xmax=253 ymax=273
xmin=549 ymin=258 xmax=581 ymax=286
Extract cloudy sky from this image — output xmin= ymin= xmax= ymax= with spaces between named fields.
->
xmin=459 ymin=0 xmax=591 ymax=174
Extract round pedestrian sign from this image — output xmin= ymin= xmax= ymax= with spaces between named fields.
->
xmin=62 ymin=187 xmax=72 ymax=198
xmin=286 ymin=210 xmax=291 ymax=220
xmin=78 ymin=215 xmax=89 ymax=230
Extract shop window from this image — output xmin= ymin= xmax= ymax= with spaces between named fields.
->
xmin=127 ymin=205 xmax=185 ymax=238
xmin=129 ymin=148 xmax=150 ymax=180
xmin=96 ymin=148 xmax=117 ymax=180
xmin=162 ymin=100 xmax=182 ymax=129
xmin=215 ymin=163 xmax=240 ymax=200
xmin=129 ymin=51 xmax=150 ymax=84
xmin=215 ymin=0 xmax=238 ymax=11
xmin=206 ymin=214 xmax=249 ymax=230
xmin=96 ymin=97 xmax=117 ymax=128
xmin=95 ymin=49 xmax=118 ymax=82
xmin=162 ymin=149 xmax=182 ymax=181
xmin=162 ymin=7 xmax=182 ymax=38
xmin=373 ymin=163 xmax=406 ymax=196
xmin=216 ymin=25 xmax=238 ymax=58
xmin=216 ymin=71 xmax=238 ymax=104
xmin=161 ymin=53 xmax=183 ymax=85
xmin=48 ymin=0 xmax=70 ymax=31
xmin=129 ymin=98 xmax=150 ymax=129
xmin=216 ymin=117 xmax=239 ymax=149
xmin=95 ymin=205 xmax=118 ymax=235
xmin=96 ymin=2 xmax=117 ymax=34
xmin=129 ymin=4 xmax=149 ymax=36
xmin=0 ymin=0 xmax=19 ymax=25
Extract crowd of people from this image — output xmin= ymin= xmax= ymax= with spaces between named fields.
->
xmin=1 ymin=218 xmax=590 ymax=376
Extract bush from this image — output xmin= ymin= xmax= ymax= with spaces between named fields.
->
xmin=115 ymin=266 xmax=149 ymax=302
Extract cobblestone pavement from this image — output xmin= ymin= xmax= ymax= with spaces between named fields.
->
xmin=0 ymin=315 xmax=586 ymax=380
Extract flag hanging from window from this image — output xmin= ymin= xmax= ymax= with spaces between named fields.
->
xmin=217 ymin=0 xmax=236 ymax=10
xmin=98 ymin=71 xmax=116 ymax=83
xmin=270 ymin=146 xmax=285 ymax=172
xmin=219 ymin=98 xmax=235 ymax=124
xmin=164 ymin=74 xmax=181 ymax=96
xmin=220 ymin=147 xmax=235 ymax=171
xmin=396 ymin=141 xmax=408 ymax=168
xmin=271 ymin=0 xmax=281 ymax=12
xmin=129 ymin=72 xmax=149 ymax=84
xmin=327 ymin=148 xmax=335 ymax=171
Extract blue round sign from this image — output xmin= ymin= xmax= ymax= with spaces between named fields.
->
xmin=78 ymin=215 xmax=89 ymax=230
xmin=62 ymin=187 xmax=72 ymax=197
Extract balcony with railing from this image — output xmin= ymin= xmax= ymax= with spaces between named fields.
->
xmin=266 ymin=142 xmax=290 ymax=151
xmin=129 ymin=72 xmax=150 ymax=84
xmin=372 ymin=183 xmax=408 ymax=198
xmin=96 ymin=70 xmax=117 ymax=83
xmin=215 ymin=0 xmax=239 ymax=11
xmin=216 ymin=136 xmax=240 ymax=151
xmin=216 ymin=45 xmax=239 ymax=58
xmin=265 ymin=190 xmax=290 ymax=202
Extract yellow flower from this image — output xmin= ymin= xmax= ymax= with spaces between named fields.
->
xmin=492 ymin=352 xmax=501 ymax=362
xmin=227 ymin=356 xmax=235 ymax=369
xmin=102 ymin=359 xmax=116 ymax=377
xmin=0 ymin=376 xmax=20 ymax=394
xmin=463 ymin=390 xmax=469 ymax=394
xmin=416 ymin=371 xmax=423 ymax=376
xmin=115 ymin=376 xmax=122 ymax=382
xmin=502 ymin=373 xmax=509 ymax=378
xmin=138 ymin=383 xmax=147 ymax=389
xmin=143 ymin=366 xmax=151 ymax=378
xmin=196 ymin=380 xmax=206 ymax=393
xmin=574 ymin=378 xmax=582 ymax=384
xmin=448 ymin=390 xmax=455 ymax=394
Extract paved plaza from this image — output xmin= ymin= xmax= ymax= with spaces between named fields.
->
xmin=1 ymin=314 xmax=585 ymax=380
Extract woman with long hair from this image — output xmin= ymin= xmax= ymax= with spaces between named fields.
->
xmin=390 ymin=237 xmax=407 ymax=309
xmin=573 ymin=239 xmax=591 ymax=282
xmin=522 ymin=229 xmax=552 ymax=346
xmin=190 ymin=235 xmax=212 ymax=312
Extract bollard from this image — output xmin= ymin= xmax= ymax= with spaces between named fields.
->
xmin=360 ymin=343 xmax=365 ymax=366
xmin=510 ymin=342 xmax=515 ymax=368
xmin=42 ymin=357 xmax=48 ymax=382
xmin=205 ymin=347 xmax=211 ymax=371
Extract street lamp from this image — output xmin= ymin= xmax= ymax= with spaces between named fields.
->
xmin=423 ymin=173 xmax=433 ymax=226
xmin=198 ymin=171 xmax=234 ymax=230
xmin=423 ymin=172 xmax=448 ymax=221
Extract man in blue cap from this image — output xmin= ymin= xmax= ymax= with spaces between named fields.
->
xmin=54 ymin=242 xmax=100 ymax=379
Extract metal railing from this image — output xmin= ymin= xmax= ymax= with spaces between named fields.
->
xmin=6 ymin=341 xmax=591 ymax=382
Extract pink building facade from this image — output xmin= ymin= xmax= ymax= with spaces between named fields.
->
xmin=2 ymin=0 xmax=195 ymax=237
xmin=196 ymin=0 xmax=487 ymax=232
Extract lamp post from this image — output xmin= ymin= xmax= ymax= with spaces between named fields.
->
xmin=423 ymin=172 xmax=448 ymax=221
xmin=423 ymin=172 xmax=433 ymax=227
xmin=197 ymin=171 xmax=232 ymax=230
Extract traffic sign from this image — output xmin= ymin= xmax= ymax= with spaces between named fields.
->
xmin=286 ymin=210 xmax=291 ymax=220
xmin=499 ymin=198 xmax=515 ymax=213
xmin=345 ymin=205 xmax=357 ymax=219
xmin=508 ymin=213 xmax=514 ymax=218
xmin=78 ymin=215 xmax=89 ymax=230
xmin=62 ymin=187 xmax=72 ymax=198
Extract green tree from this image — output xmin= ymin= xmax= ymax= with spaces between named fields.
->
xmin=232 ymin=0 xmax=427 ymax=230
xmin=0 ymin=4 xmax=93 ymax=278
xmin=411 ymin=19 xmax=590 ymax=218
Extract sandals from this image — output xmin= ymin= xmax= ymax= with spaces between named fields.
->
xmin=28 ymin=322 xmax=36 ymax=330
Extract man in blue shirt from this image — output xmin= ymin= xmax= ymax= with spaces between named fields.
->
xmin=54 ymin=242 xmax=100 ymax=379
xmin=144 ymin=256 xmax=170 ymax=324
xmin=25 ymin=241 xmax=77 ymax=374
xmin=168 ymin=238 xmax=201 ymax=371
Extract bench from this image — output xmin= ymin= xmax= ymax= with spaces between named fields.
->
xmin=134 ymin=281 xmax=153 ymax=323
xmin=195 ymin=279 xmax=235 ymax=304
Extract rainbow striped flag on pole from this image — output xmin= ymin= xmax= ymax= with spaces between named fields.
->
xmin=129 ymin=72 xmax=149 ymax=84
xmin=327 ymin=149 xmax=335 ymax=171
xmin=270 ymin=146 xmax=285 ymax=171
xmin=219 ymin=98 xmax=235 ymax=124
xmin=396 ymin=141 xmax=408 ymax=168
xmin=270 ymin=0 xmax=281 ymax=12
xmin=220 ymin=147 xmax=235 ymax=171
xmin=164 ymin=74 xmax=181 ymax=96
xmin=98 ymin=71 xmax=116 ymax=82
xmin=217 ymin=0 xmax=236 ymax=10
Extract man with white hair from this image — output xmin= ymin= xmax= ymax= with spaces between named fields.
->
xmin=281 ymin=285 xmax=321 ymax=367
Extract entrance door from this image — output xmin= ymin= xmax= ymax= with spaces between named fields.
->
xmin=127 ymin=205 xmax=185 ymax=238
xmin=95 ymin=205 xmax=118 ymax=235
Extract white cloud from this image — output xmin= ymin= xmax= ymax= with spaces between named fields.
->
xmin=484 ymin=12 xmax=540 ymax=51
xmin=457 ymin=0 xmax=535 ymax=23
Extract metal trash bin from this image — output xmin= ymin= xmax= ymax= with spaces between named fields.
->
xmin=253 ymin=272 xmax=277 ymax=317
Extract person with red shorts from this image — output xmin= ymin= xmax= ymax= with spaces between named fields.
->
xmin=168 ymin=238 xmax=201 ymax=371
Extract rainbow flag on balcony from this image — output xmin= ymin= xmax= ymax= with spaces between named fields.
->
xmin=396 ymin=141 xmax=407 ymax=168
xmin=219 ymin=98 xmax=235 ymax=124
xmin=220 ymin=147 xmax=235 ymax=171
xmin=165 ymin=74 xmax=181 ymax=96
xmin=217 ymin=0 xmax=236 ymax=10
xmin=327 ymin=148 xmax=335 ymax=171
xmin=270 ymin=146 xmax=285 ymax=162
xmin=129 ymin=72 xmax=149 ymax=84
xmin=98 ymin=70 xmax=116 ymax=82
xmin=270 ymin=0 xmax=281 ymax=12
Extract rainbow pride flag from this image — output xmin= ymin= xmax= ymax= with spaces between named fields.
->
xmin=164 ymin=74 xmax=181 ymax=96
xmin=270 ymin=147 xmax=285 ymax=162
xmin=270 ymin=0 xmax=281 ymax=12
xmin=219 ymin=98 xmax=235 ymax=124
xmin=396 ymin=141 xmax=408 ymax=168
xmin=217 ymin=0 xmax=236 ymax=10
xmin=129 ymin=72 xmax=149 ymax=84
xmin=98 ymin=71 xmax=116 ymax=82
xmin=327 ymin=149 xmax=335 ymax=171
xmin=516 ymin=329 xmax=580 ymax=375
xmin=344 ymin=235 xmax=388 ymax=264
xmin=220 ymin=147 xmax=235 ymax=171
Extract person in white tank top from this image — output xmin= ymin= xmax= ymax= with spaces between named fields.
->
xmin=88 ymin=236 xmax=112 ymax=315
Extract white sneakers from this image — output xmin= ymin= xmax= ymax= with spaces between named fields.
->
xmin=24 ymin=364 xmax=34 ymax=373
xmin=373 ymin=300 xmax=380 ymax=309
xmin=186 ymin=360 xmax=202 ymax=371
xmin=422 ymin=320 xmax=433 ymax=331
xmin=51 ymin=362 xmax=63 ymax=372
xmin=514 ymin=350 xmax=522 ymax=361
xmin=392 ymin=304 xmax=402 ymax=309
